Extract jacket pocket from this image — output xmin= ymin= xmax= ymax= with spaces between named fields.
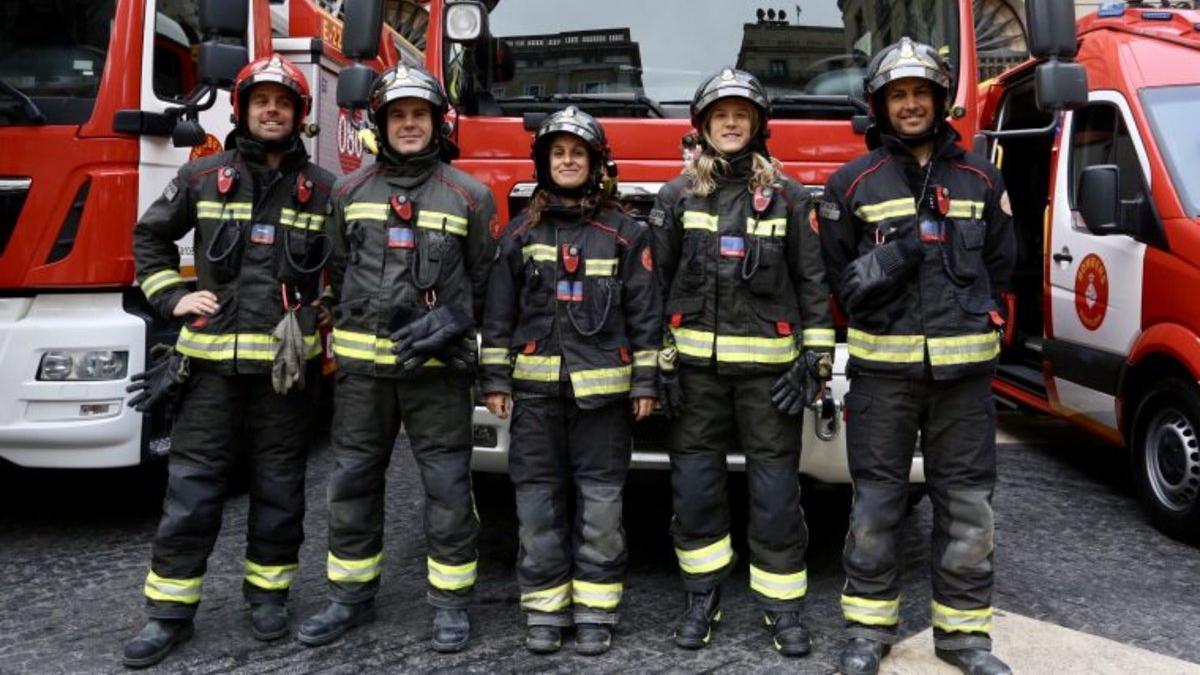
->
xmin=665 ymin=296 xmax=703 ymax=326
xmin=751 ymin=301 xmax=801 ymax=338
xmin=747 ymin=238 xmax=786 ymax=297
xmin=680 ymin=233 xmax=709 ymax=290
xmin=943 ymin=219 xmax=986 ymax=287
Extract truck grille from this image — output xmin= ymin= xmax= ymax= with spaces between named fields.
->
xmin=0 ymin=178 xmax=31 ymax=258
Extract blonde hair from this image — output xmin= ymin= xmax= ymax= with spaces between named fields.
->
xmin=683 ymin=107 xmax=783 ymax=196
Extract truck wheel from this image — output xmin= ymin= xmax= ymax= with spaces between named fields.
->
xmin=1131 ymin=378 xmax=1200 ymax=543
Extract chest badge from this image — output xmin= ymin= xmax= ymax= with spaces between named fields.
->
xmin=390 ymin=194 xmax=414 ymax=223
xmin=562 ymin=244 xmax=580 ymax=275
xmin=935 ymin=185 xmax=951 ymax=217
xmin=295 ymin=174 xmax=313 ymax=205
xmin=753 ymin=185 xmax=773 ymax=215
xmin=217 ymin=166 xmax=238 ymax=195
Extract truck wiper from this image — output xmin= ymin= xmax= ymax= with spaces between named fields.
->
xmin=772 ymin=94 xmax=869 ymax=114
xmin=497 ymin=92 xmax=666 ymax=119
xmin=0 ymin=78 xmax=46 ymax=124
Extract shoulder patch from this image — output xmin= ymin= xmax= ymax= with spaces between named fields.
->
xmin=648 ymin=207 xmax=666 ymax=227
xmin=819 ymin=199 xmax=841 ymax=221
xmin=641 ymin=246 xmax=654 ymax=271
xmin=489 ymin=212 xmax=503 ymax=240
xmin=162 ymin=178 xmax=180 ymax=202
xmin=999 ymin=190 xmax=1012 ymax=216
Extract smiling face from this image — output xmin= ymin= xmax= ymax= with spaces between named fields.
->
xmin=884 ymin=77 xmax=937 ymax=137
xmin=245 ymin=83 xmax=296 ymax=142
xmin=547 ymin=133 xmax=591 ymax=190
xmin=705 ymin=98 xmax=756 ymax=155
xmin=384 ymin=98 xmax=435 ymax=155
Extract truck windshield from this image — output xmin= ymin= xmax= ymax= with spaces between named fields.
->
xmin=0 ymin=0 xmax=115 ymax=126
xmin=459 ymin=0 xmax=959 ymax=119
xmin=1141 ymin=85 xmax=1200 ymax=218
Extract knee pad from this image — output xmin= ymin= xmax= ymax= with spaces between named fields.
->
xmin=845 ymin=482 xmax=906 ymax=574
xmin=939 ymin=489 xmax=994 ymax=577
xmin=515 ymin=486 xmax=567 ymax=574
xmin=576 ymin=483 xmax=625 ymax=566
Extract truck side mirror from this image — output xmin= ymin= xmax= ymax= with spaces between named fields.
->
xmin=1035 ymin=60 xmax=1087 ymax=111
xmin=1026 ymin=0 xmax=1078 ymax=58
xmin=445 ymin=0 xmax=488 ymax=43
xmin=342 ymin=0 xmax=384 ymax=60
xmin=198 ymin=42 xmax=248 ymax=88
xmin=1077 ymin=165 xmax=1123 ymax=235
xmin=199 ymin=0 xmax=248 ymax=39
xmin=337 ymin=63 xmax=378 ymax=110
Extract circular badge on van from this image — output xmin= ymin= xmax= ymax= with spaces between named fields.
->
xmin=1074 ymin=253 xmax=1109 ymax=331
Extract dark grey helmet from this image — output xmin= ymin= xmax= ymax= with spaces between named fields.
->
xmin=690 ymin=67 xmax=771 ymax=131
xmin=531 ymin=106 xmax=612 ymax=191
xmin=368 ymin=63 xmax=449 ymax=127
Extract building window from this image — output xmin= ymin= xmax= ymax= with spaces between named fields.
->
xmin=769 ymin=59 xmax=788 ymax=78
xmin=581 ymin=81 xmax=606 ymax=94
xmin=524 ymin=83 xmax=545 ymax=96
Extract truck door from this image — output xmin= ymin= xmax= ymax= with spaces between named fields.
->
xmin=1046 ymin=92 xmax=1152 ymax=430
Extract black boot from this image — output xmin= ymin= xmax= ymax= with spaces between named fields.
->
xmin=838 ymin=637 xmax=890 ymax=675
xmin=250 ymin=603 xmax=289 ymax=641
xmin=122 ymin=618 xmax=194 ymax=669
xmin=575 ymin=623 xmax=613 ymax=656
xmin=673 ymin=588 xmax=721 ymax=649
xmin=431 ymin=607 xmax=470 ymax=653
xmin=763 ymin=611 xmax=811 ymax=657
xmin=525 ymin=625 xmax=563 ymax=654
xmin=936 ymin=647 xmax=1013 ymax=675
xmin=296 ymin=600 xmax=376 ymax=647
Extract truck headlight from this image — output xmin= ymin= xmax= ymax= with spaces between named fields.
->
xmin=37 ymin=350 xmax=129 ymax=381
xmin=445 ymin=2 xmax=484 ymax=42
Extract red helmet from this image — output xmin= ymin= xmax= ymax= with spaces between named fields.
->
xmin=231 ymin=54 xmax=312 ymax=127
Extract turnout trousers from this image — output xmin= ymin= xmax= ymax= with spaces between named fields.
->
xmin=840 ymin=373 xmax=997 ymax=651
xmin=324 ymin=371 xmax=479 ymax=608
xmin=144 ymin=369 xmax=312 ymax=620
xmin=508 ymin=393 xmax=632 ymax=627
xmin=669 ymin=365 xmax=810 ymax=611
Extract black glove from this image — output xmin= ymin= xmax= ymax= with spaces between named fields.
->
xmin=840 ymin=236 xmax=923 ymax=312
xmin=656 ymin=346 xmax=685 ymax=419
xmin=770 ymin=350 xmax=833 ymax=416
xmin=435 ymin=334 xmax=478 ymax=374
xmin=389 ymin=304 xmax=474 ymax=369
xmin=125 ymin=344 xmax=189 ymax=413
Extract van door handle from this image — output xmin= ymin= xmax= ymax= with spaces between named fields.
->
xmin=1052 ymin=248 xmax=1073 ymax=264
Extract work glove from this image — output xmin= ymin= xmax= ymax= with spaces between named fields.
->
xmin=435 ymin=334 xmax=479 ymax=374
xmin=389 ymin=304 xmax=474 ymax=372
xmin=656 ymin=345 xmax=686 ymax=419
xmin=126 ymin=344 xmax=189 ymax=413
xmin=770 ymin=350 xmax=833 ymax=416
xmin=840 ymin=236 xmax=923 ymax=312
xmin=271 ymin=311 xmax=306 ymax=395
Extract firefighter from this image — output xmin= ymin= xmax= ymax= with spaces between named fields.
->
xmin=122 ymin=55 xmax=334 ymax=668
xmin=480 ymin=107 xmax=660 ymax=656
xmin=296 ymin=64 xmax=496 ymax=653
xmin=650 ymin=68 xmax=834 ymax=656
xmin=818 ymin=38 xmax=1016 ymax=675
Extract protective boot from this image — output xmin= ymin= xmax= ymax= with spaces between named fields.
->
xmin=673 ymin=587 xmax=721 ymax=649
xmin=122 ymin=618 xmax=194 ymax=669
xmin=839 ymin=637 xmax=890 ymax=675
xmin=936 ymin=648 xmax=1013 ymax=675
xmin=575 ymin=623 xmax=613 ymax=656
xmin=250 ymin=603 xmax=289 ymax=641
xmin=525 ymin=625 xmax=563 ymax=654
xmin=763 ymin=610 xmax=811 ymax=657
xmin=431 ymin=607 xmax=470 ymax=653
xmin=296 ymin=600 xmax=376 ymax=647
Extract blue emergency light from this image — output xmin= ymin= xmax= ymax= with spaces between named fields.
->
xmin=1098 ymin=3 xmax=1125 ymax=17
xmin=1141 ymin=11 xmax=1173 ymax=20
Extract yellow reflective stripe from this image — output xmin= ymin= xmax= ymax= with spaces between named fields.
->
xmin=841 ymin=594 xmax=900 ymax=627
xmin=570 ymin=365 xmax=632 ymax=398
xmin=417 ymin=210 xmax=469 ymax=236
xmin=144 ymin=571 xmax=202 ymax=604
xmin=522 ymin=243 xmax=557 ymax=263
xmin=196 ymin=200 xmax=252 ymax=220
xmin=572 ymin=580 xmax=622 ymax=610
xmin=177 ymin=328 xmax=319 ymax=362
xmin=331 ymin=328 xmax=398 ymax=365
xmin=633 ymin=350 xmax=658 ymax=368
xmin=682 ymin=211 xmax=718 ymax=231
xmin=327 ymin=551 xmax=383 ymax=583
xmin=140 ymin=269 xmax=185 ymax=299
xmin=427 ymin=557 xmax=477 ymax=591
xmin=927 ymin=332 xmax=1000 ymax=366
xmin=676 ymin=534 xmax=734 ymax=575
xmin=671 ymin=326 xmax=715 ymax=359
xmin=946 ymin=200 xmax=986 ymax=219
xmin=279 ymin=208 xmax=326 ymax=231
xmin=513 ymin=354 xmax=561 ymax=382
xmin=584 ymin=258 xmax=618 ymax=276
xmin=802 ymin=328 xmax=836 ymax=349
xmin=931 ymin=601 xmax=993 ymax=634
xmin=749 ymin=565 xmax=808 ymax=600
xmin=480 ymin=347 xmax=510 ymax=366
xmin=846 ymin=328 xmax=925 ymax=364
xmin=244 ymin=560 xmax=298 ymax=590
xmin=715 ymin=334 xmax=798 ymax=364
xmin=345 ymin=202 xmax=389 ymax=220
xmin=747 ymin=217 xmax=787 ymax=236
xmin=521 ymin=581 xmax=572 ymax=612
xmin=855 ymin=198 xmax=916 ymax=223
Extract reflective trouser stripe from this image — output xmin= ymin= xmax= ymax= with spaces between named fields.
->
xmin=749 ymin=565 xmax=808 ymax=601
xmin=427 ymin=557 xmax=477 ymax=591
xmin=682 ymin=211 xmax=718 ymax=231
xmin=633 ymin=350 xmax=658 ymax=367
xmin=847 ymin=328 xmax=925 ymax=364
xmin=572 ymin=580 xmax=622 ymax=610
xmin=931 ymin=601 xmax=993 ymax=634
xmin=671 ymin=326 xmax=715 ymax=360
xmin=946 ymin=200 xmax=986 ymax=219
xmin=513 ymin=354 xmax=561 ymax=383
xmin=327 ymin=552 xmax=383 ymax=583
xmin=521 ymin=243 xmax=556 ymax=262
xmin=244 ymin=561 xmax=298 ymax=591
xmin=585 ymin=258 xmax=618 ymax=276
xmin=802 ymin=328 xmax=836 ymax=350
xmin=140 ymin=269 xmax=185 ymax=299
xmin=279 ymin=208 xmax=325 ymax=231
xmin=344 ymin=202 xmax=388 ymax=220
xmin=177 ymin=327 xmax=321 ymax=361
xmin=570 ymin=365 xmax=632 ymax=398
xmin=747 ymin=217 xmax=787 ymax=236
xmin=927 ymin=332 xmax=1000 ymax=366
xmin=144 ymin=571 xmax=202 ymax=604
xmin=196 ymin=201 xmax=252 ymax=220
xmin=417 ymin=210 xmax=468 ymax=236
xmin=855 ymin=198 xmax=915 ymax=223
xmin=676 ymin=534 xmax=734 ymax=575
xmin=480 ymin=347 xmax=510 ymax=365
xmin=841 ymin=594 xmax=901 ymax=627
xmin=714 ymin=334 xmax=798 ymax=364
xmin=521 ymin=581 xmax=572 ymax=613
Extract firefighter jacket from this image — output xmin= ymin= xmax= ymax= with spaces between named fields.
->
xmin=133 ymin=134 xmax=334 ymax=375
xmin=479 ymin=201 xmax=661 ymax=409
xmin=326 ymin=147 xmax=497 ymax=377
xmin=650 ymin=165 xmax=834 ymax=376
xmin=819 ymin=127 xmax=1016 ymax=380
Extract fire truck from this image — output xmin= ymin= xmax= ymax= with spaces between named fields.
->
xmin=980 ymin=1 xmax=1200 ymax=539
xmin=0 ymin=0 xmax=404 ymax=468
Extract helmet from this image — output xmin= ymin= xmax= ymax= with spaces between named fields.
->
xmin=368 ymin=64 xmax=449 ymax=131
xmin=531 ymin=106 xmax=612 ymax=193
xmin=689 ymin=67 xmax=771 ymax=151
xmin=864 ymin=37 xmax=953 ymax=133
xmin=231 ymin=54 xmax=312 ymax=128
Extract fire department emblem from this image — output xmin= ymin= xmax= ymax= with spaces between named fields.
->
xmin=1074 ymin=253 xmax=1109 ymax=331
xmin=721 ymin=68 xmax=735 ymax=81
xmin=189 ymin=134 xmax=223 ymax=161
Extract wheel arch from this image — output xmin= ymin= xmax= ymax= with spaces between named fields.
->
xmin=1121 ymin=323 xmax=1200 ymax=442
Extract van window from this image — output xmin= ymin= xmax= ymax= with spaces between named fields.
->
xmin=153 ymin=0 xmax=201 ymax=101
xmin=1141 ymin=85 xmax=1200 ymax=218
xmin=1068 ymin=102 xmax=1146 ymax=210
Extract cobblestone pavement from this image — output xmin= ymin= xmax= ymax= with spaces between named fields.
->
xmin=0 ymin=410 xmax=1197 ymax=674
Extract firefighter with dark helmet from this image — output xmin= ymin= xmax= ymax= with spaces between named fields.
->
xmin=818 ymin=37 xmax=1016 ymax=675
xmin=123 ymin=54 xmax=334 ymax=668
xmin=649 ymin=68 xmax=834 ymax=657
xmin=297 ymin=63 xmax=497 ymax=653
xmin=480 ymin=106 xmax=660 ymax=656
